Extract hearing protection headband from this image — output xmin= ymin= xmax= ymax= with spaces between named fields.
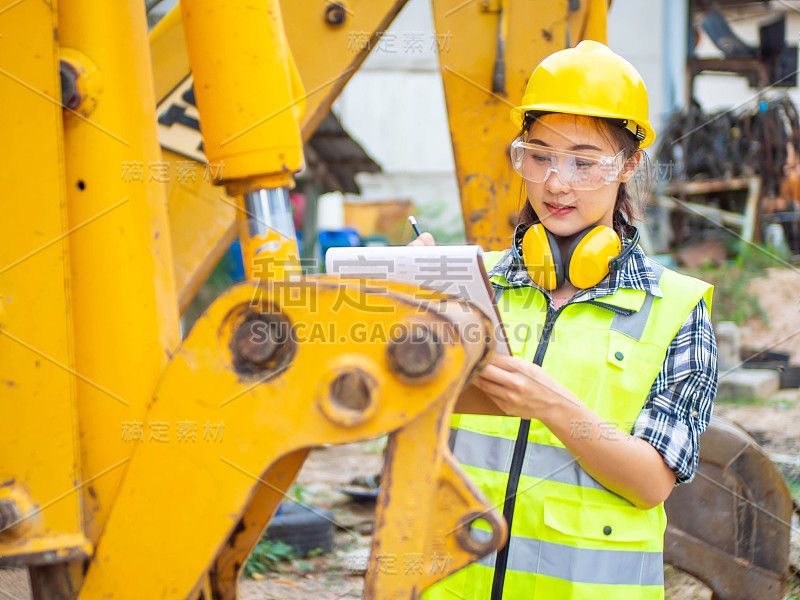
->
xmin=510 ymin=222 xmax=640 ymax=289
xmin=607 ymin=225 xmax=640 ymax=273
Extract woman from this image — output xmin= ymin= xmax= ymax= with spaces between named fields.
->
xmin=417 ymin=41 xmax=718 ymax=600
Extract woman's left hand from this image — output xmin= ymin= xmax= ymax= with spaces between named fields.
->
xmin=475 ymin=354 xmax=677 ymax=509
xmin=473 ymin=354 xmax=578 ymax=421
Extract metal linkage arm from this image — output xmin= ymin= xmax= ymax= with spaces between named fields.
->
xmin=77 ymin=279 xmax=505 ymax=599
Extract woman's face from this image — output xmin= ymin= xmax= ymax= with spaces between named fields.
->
xmin=523 ymin=113 xmax=625 ymax=238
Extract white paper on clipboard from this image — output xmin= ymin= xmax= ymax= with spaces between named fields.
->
xmin=325 ymin=245 xmax=511 ymax=355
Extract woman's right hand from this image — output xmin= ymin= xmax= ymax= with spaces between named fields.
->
xmin=408 ymin=232 xmax=436 ymax=246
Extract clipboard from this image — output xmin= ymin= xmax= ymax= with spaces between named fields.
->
xmin=326 ymin=245 xmax=510 ymax=416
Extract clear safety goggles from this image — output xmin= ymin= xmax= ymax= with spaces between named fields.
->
xmin=510 ymin=138 xmax=627 ymax=191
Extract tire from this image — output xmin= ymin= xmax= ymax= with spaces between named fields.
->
xmin=264 ymin=503 xmax=335 ymax=557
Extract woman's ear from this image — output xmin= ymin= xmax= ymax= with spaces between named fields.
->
xmin=619 ymin=150 xmax=642 ymax=182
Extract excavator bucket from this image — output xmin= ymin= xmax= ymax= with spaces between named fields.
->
xmin=664 ymin=414 xmax=793 ymax=599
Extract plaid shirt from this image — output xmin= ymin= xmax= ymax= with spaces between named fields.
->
xmin=487 ymin=242 xmax=718 ymax=484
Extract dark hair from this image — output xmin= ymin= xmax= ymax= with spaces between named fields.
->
xmin=515 ymin=112 xmax=641 ymax=239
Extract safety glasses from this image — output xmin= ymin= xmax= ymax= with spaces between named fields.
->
xmin=510 ymin=139 xmax=627 ymax=190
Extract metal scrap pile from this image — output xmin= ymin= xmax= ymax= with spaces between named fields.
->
xmin=656 ymin=97 xmax=800 ymax=252
xmin=657 ymin=97 xmax=800 ymax=203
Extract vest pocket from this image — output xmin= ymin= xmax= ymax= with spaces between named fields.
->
xmin=543 ymin=496 xmax=658 ymax=544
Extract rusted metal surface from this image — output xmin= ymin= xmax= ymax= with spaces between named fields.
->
xmin=329 ymin=370 xmax=374 ymax=412
xmin=386 ymin=322 xmax=444 ymax=383
xmin=58 ymin=60 xmax=81 ymax=110
xmin=323 ymin=2 xmax=346 ymax=26
xmin=455 ymin=510 xmax=505 ymax=555
xmin=664 ymin=415 xmax=792 ymax=600
xmin=228 ymin=308 xmax=296 ymax=379
xmin=29 ymin=562 xmax=84 ymax=600
xmin=319 ymin=368 xmax=381 ymax=428
xmin=0 ymin=498 xmax=23 ymax=535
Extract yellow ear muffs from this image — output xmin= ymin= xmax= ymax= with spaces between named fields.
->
xmin=520 ymin=223 xmax=564 ymax=290
xmin=563 ymin=225 xmax=621 ymax=289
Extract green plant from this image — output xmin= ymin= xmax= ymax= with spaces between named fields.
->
xmin=296 ymin=559 xmax=315 ymax=573
xmin=715 ymin=394 xmax=774 ymax=407
xmin=289 ymin=482 xmax=310 ymax=504
xmin=779 ymin=467 xmax=800 ymax=501
xmin=786 ymin=574 xmax=800 ymax=600
xmin=701 ymin=263 xmax=765 ymax=325
xmin=714 ymin=393 xmax=799 ymax=410
xmin=364 ymin=434 xmax=387 ymax=454
xmin=681 ymin=242 xmax=788 ymax=326
xmin=244 ymin=538 xmax=296 ymax=578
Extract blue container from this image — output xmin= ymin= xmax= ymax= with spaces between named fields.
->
xmin=318 ymin=228 xmax=361 ymax=272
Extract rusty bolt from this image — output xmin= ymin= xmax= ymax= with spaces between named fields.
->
xmin=234 ymin=318 xmax=279 ymax=365
xmin=330 ymin=370 xmax=373 ymax=411
xmin=387 ymin=323 xmax=443 ymax=382
xmin=0 ymin=498 xmax=23 ymax=533
xmin=330 ymin=370 xmax=372 ymax=412
xmin=231 ymin=311 xmax=295 ymax=377
xmin=324 ymin=2 xmax=346 ymax=26
xmin=59 ymin=60 xmax=81 ymax=110
xmin=319 ymin=367 xmax=378 ymax=427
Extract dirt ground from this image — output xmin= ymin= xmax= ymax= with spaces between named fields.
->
xmin=742 ymin=267 xmax=800 ymax=363
xmin=2 ymin=268 xmax=800 ymax=599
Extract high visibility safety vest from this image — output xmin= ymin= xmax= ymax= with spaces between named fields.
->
xmin=424 ymin=251 xmax=713 ymax=600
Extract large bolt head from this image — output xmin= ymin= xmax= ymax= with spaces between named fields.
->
xmin=59 ymin=60 xmax=82 ymax=110
xmin=386 ymin=322 xmax=443 ymax=383
xmin=234 ymin=317 xmax=279 ymax=365
xmin=230 ymin=310 xmax=295 ymax=378
xmin=318 ymin=367 xmax=380 ymax=427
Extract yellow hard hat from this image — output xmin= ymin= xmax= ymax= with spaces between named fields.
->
xmin=510 ymin=40 xmax=655 ymax=149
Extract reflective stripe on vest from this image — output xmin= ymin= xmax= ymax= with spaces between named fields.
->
xmin=451 ymin=427 xmax=606 ymax=491
xmin=425 ymin=251 xmax=711 ymax=600
xmin=470 ymin=529 xmax=664 ymax=586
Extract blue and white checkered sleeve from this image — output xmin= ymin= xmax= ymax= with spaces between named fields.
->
xmin=631 ymin=298 xmax=718 ymax=484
